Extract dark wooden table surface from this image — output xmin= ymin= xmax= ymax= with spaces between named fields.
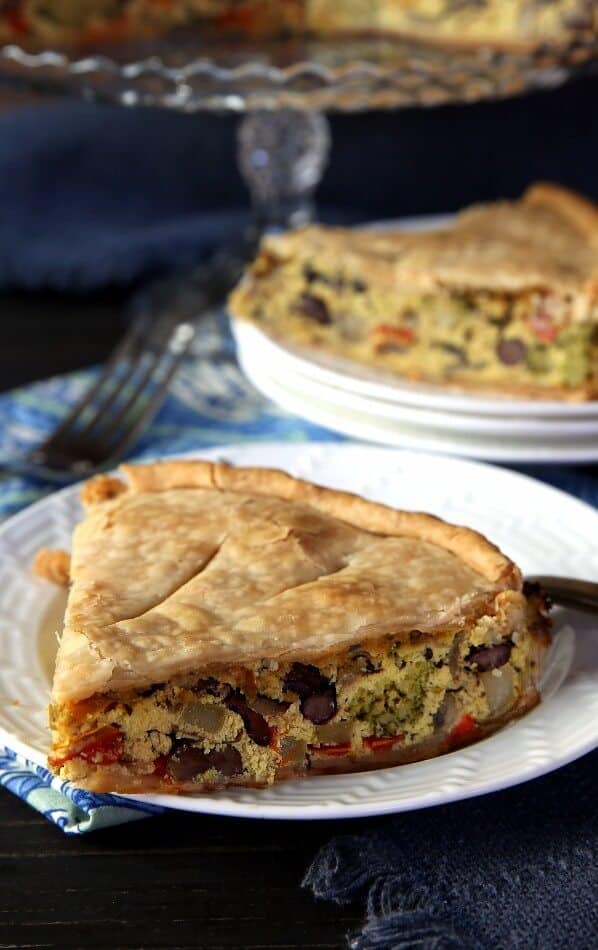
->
xmin=0 ymin=74 xmax=596 ymax=949
xmin=0 ymin=795 xmax=367 ymax=948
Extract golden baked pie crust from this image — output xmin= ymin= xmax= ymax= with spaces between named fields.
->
xmin=52 ymin=460 xmax=520 ymax=705
xmin=234 ymin=184 xmax=598 ymax=307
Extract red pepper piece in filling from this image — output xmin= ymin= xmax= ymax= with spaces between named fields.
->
xmin=50 ymin=725 xmax=123 ymax=768
xmin=152 ymin=755 xmax=177 ymax=785
xmin=529 ymin=308 xmax=559 ymax=343
xmin=447 ymin=714 xmax=477 ymax=749
xmin=153 ymin=755 xmax=169 ymax=778
xmin=310 ymin=742 xmax=351 ymax=757
xmin=364 ymin=734 xmax=404 ymax=752
xmin=373 ymin=324 xmax=417 ymax=345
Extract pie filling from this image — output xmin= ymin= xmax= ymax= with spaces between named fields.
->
xmin=239 ymin=257 xmax=598 ymax=392
xmin=50 ymin=590 xmax=549 ymax=791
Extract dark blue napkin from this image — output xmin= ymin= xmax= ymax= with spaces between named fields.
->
xmin=0 ymin=100 xmax=366 ymax=290
xmin=0 ymin=101 xmax=252 ymax=289
xmin=305 ymin=750 xmax=598 ymax=949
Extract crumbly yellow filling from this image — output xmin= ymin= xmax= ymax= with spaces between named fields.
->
xmin=240 ymin=256 xmax=597 ymax=391
xmin=51 ymin=598 xmax=543 ymax=787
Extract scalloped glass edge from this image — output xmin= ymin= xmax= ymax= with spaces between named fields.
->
xmin=0 ymin=30 xmax=595 ymax=111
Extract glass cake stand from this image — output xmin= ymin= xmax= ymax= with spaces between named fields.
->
xmin=0 ymin=28 xmax=596 ymax=231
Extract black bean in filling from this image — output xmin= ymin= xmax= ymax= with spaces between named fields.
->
xmin=303 ymin=265 xmax=340 ymax=289
xmin=293 ymin=293 xmax=331 ymax=325
xmin=284 ymin=662 xmax=326 ymax=696
xmin=303 ymin=265 xmax=321 ymax=285
xmin=497 ymin=339 xmax=527 ymax=366
xmin=283 ymin=662 xmax=337 ymax=724
xmin=302 ymin=265 xmax=366 ymax=295
xmin=225 ymin=691 xmax=274 ymax=747
xmin=301 ymin=689 xmax=337 ymax=725
xmin=466 ymin=642 xmax=513 ymax=673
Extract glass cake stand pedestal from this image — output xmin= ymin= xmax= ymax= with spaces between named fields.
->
xmin=0 ymin=30 xmax=596 ymax=235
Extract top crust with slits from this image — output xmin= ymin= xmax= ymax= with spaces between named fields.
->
xmin=52 ymin=460 xmax=521 ymax=705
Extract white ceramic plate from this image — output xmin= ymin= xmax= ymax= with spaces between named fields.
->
xmin=1 ymin=443 xmax=597 ymax=820
xmin=236 ymin=326 xmax=598 ymax=440
xmin=238 ymin=353 xmax=598 ymax=463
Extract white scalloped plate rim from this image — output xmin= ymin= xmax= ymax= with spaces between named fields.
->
xmin=231 ymin=319 xmax=598 ymax=420
xmin=0 ymin=442 xmax=597 ymax=821
xmin=235 ymin=328 xmax=598 ymax=440
xmin=236 ymin=352 xmax=598 ymax=463
xmin=234 ymin=322 xmax=598 ymax=439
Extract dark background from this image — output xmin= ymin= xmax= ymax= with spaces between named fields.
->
xmin=0 ymin=73 xmax=596 ymax=949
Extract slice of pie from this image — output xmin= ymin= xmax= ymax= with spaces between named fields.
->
xmin=229 ymin=183 xmax=598 ymax=401
xmin=47 ymin=460 xmax=551 ymax=794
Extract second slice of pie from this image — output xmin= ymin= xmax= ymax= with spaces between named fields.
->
xmin=48 ymin=460 xmax=551 ymax=794
xmin=229 ymin=183 xmax=598 ymax=400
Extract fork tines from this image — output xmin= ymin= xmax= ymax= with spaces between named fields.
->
xmin=34 ymin=305 xmax=196 ymax=474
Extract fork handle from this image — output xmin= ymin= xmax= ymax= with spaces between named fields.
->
xmin=526 ymin=576 xmax=598 ymax=615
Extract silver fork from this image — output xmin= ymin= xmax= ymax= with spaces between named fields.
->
xmin=526 ymin=576 xmax=598 ymax=615
xmin=2 ymin=247 xmax=248 ymax=484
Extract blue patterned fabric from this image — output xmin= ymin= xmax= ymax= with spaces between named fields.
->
xmin=0 ymin=747 xmax=164 ymax=833
xmin=0 ymin=102 xmax=357 ymax=291
xmin=0 ymin=102 xmax=249 ymax=289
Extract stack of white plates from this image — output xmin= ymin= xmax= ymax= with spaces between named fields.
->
xmin=232 ymin=320 xmax=598 ymax=463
